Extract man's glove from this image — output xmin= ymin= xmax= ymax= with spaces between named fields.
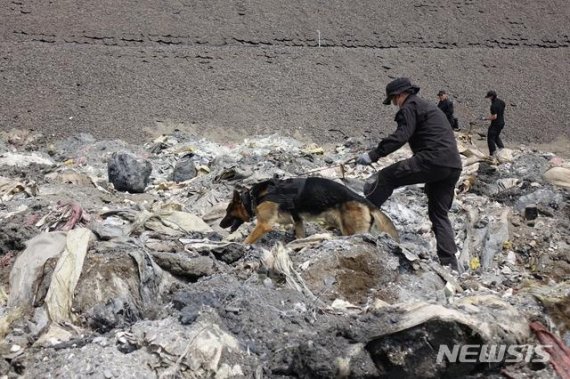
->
xmin=356 ymin=152 xmax=373 ymax=165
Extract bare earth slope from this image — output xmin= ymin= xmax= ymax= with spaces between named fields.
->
xmin=1 ymin=0 xmax=569 ymax=145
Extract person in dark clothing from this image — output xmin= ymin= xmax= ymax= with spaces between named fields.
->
xmin=437 ymin=90 xmax=458 ymax=130
xmin=356 ymin=77 xmax=463 ymax=271
xmin=482 ymin=90 xmax=506 ymax=156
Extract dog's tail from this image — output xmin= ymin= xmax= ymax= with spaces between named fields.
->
xmin=370 ymin=209 xmax=400 ymax=243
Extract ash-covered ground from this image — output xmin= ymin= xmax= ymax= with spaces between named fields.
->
xmin=0 ymin=128 xmax=568 ymax=378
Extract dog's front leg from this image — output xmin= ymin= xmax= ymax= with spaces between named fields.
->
xmin=244 ymin=222 xmax=273 ymax=244
xmin=243 ymin=202 xmax=279 ymax=244
xmin=293 ymin=214 xmax=305 ymax=239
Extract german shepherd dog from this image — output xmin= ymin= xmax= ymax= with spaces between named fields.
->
xmin=220 ymin=177 xmax=399 ymax=244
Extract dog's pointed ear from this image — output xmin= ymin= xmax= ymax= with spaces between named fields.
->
xmin=232 ymin=189 xmax=241 ymax=202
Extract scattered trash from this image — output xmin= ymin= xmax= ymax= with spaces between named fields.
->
xmin=544 ymin=166 xmax=570 ymax=188
xmin=0 ymin=176 xmax=37 ymax=201
xmin=530 ymin=321 xmax=570 ymax=379
xmin=0 ymin=152 xmax=54 ymax=167
xmin=8 ymin=231 xmax=68 ymax=308
xmin=35 ymin=200 xmax=90 ymax=231
xmin=525 ymin=204 xmax=539 ymax=220
xmin=0 ymin=129 xmax=567 ymax=378
xmin=44 ymin=228 xmax=93 ymax=323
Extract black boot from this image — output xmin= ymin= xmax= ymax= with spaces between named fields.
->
xmin=439 ymin=256 xmax=463 ymax=273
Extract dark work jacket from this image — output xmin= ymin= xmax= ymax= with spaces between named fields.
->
xmin=490 ymin=98 xmax=506 ymax=127
xmin=369 ymin=94 xmax=462 ymax=169
xmin=437 ymin=98 xmax=455 ymax=128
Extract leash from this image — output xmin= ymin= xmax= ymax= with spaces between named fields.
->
xmin=292 ymin=156 xmax=381 ymax=198
xmin=293 ymin=157 xmax=357 ymax=179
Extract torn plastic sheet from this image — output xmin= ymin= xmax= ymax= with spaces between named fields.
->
xmin=145 ymin=210 xmax=213 ymax=236
xmin=8 ymin=231 xmax=68 ymax=308
xmin=544 ymin=166 xmax=570 ymax=188
xmin=44 ymin=228 xmax=93 ymax=323
xmin=100 ymin=208 xmax=213 ymax=236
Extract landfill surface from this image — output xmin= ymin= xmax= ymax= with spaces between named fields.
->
xmin=0 ymin=128 xmax=568 ymax=378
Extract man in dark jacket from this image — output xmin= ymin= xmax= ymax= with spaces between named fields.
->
xmin=482 ymin=90 xmax=506 ymax=156
xmin=437 ymin=90 xmax=459 ymax=130
xmin=356 ymin=77 xmax=463 ymax=271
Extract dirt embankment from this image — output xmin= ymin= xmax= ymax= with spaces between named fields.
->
xmin=1 ymin=0 xmax=569 ymax=148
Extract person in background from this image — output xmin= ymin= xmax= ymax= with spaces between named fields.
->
xmin=437 ymin=90 xmax=459 ymax=130
xmin=481 ymin=90 xmax=506 ymax=156
xmin=356 ymin=77 xmax=463 ymax=272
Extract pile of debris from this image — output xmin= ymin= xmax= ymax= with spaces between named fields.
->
xmin=0 ymin=128 xmax=568 ymax=378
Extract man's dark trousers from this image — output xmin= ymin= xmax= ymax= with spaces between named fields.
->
xmin=363 ymin=157 xmax=461 ymax=265
xmin=487 ymin=124 xmax=504 ymax=155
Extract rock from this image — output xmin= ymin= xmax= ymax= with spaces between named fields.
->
xmin=150 ymin=252 xmax=216 ymax=280
xmin=107 ymin=152 xmax=152 ymax=193
xmin=172 ymin=153 xmax=197 ymax=182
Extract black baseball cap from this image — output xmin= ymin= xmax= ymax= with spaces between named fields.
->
xmin=485 ymin=90 xmax=497 ymax=98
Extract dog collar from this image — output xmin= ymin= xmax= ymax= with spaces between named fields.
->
xmin=241 ymin=190 xmax=255 ymax=219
